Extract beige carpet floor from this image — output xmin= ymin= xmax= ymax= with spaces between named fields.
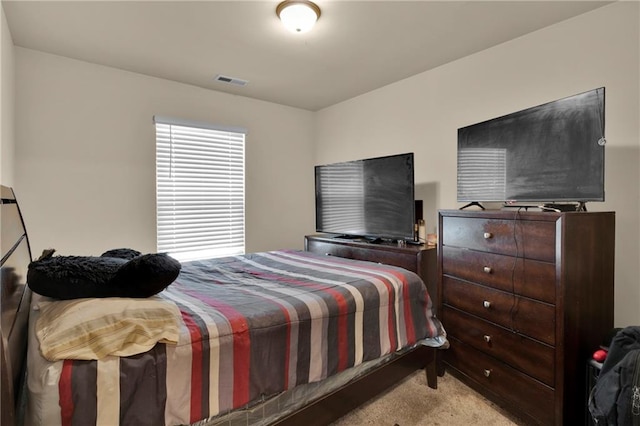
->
xmin=330 ymin=370 xmax=528 ymax=426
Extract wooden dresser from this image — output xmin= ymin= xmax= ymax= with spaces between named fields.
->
xmin=304 ymin=234 xmax=437 ymax=311
xmin=438 ymin=209 xmax=615 ymax=425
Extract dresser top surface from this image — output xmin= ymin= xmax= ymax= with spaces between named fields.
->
xmin=439 ymin=209 xmax=615 ymax=221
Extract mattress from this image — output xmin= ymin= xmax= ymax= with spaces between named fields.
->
xmin=25 ymin=249 xmax=444 ymax=426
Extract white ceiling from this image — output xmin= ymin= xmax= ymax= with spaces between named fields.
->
xmin=3 ymin=1 xmax=612 ymax=111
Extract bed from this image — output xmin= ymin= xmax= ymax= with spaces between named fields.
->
xmin=1 ymin=185 xmax=446 ymax=426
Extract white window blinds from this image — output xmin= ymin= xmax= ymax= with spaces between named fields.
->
xmin=154 ymin=116 xmax=246 ymax=262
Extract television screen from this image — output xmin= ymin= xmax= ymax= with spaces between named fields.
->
xmin=457 ymin=87 xmax=605 ymax=204
xmin=315 ymin=153 xmax=415 ymax=241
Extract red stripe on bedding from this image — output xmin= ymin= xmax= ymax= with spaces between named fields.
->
xmin=301 ymin=252 xmax=402 ymax=353
xmin=59 ymin=359 xmax=74 ymax=426
xmin=321 ymin=256 xmax=415 ymax=346
xmin=383 ymin=277 xmax=398 ymax=351
xmin=249 ymin=269 xmax=351 ymax=372
xmin=182 ymin=291 xmax=251 ymax=408
xmin=181 ymin=311 xmax=204 ymax=423
xmin=391 ymin=269 xmax=416 ymax=343
xmin=268 ymin=251 xmax=420 ymax=362
xmin=302 ymin=253 xmax=401 ymax=351
xmin=317 ymin=256 xmax=405 ymax=349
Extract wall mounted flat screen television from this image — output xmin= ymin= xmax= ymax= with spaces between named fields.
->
xmin=315 ymin=153 xmax=415 ymax=241
xmin=457 ymin=87 xmax=605 ymax=206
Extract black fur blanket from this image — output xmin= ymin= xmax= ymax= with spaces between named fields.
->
xmin=27 ymin=248 xmax=181 ymax=300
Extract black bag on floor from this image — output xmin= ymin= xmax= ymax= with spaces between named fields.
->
xmin=589 ymin=326 xmax=640 ymax=425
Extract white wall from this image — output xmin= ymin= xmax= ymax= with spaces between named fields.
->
xmin=10 ymin=2 xmax=640 ymax=326
xmin=15 ymin=49 xmax=316 ymax=257
xmin=1 ymin=5 xmax=15 ymax=185
xmin=316 ymin=2 xmax=640 ymax=327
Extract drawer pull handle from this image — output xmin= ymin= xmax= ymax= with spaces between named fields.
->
xmin=483 ymin=266 xmax=492 ymax=273
xmin=483 ymin=335 xmax=491 ymax=343
xmin=483 ymin=232 xmax=493 ymax=239
xmin=483 ymin=300 xmax=491 ymax=309
xmin=484 ymin=369 xmax=491 ymax=378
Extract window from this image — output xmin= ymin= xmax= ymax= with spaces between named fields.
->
xmin=154 ymin=116 xmax=246 ymax=262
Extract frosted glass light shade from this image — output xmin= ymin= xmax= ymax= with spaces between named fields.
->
xmin=276 ymin=1 xmax=321 ymax=33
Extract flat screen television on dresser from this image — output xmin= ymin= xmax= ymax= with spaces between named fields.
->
xmin=457 ymin=87 xmax=605 ymax=209
xmin=315 ymin=152 xmax=415 ymax=241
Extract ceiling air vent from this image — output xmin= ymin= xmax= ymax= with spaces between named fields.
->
xmin=214 ymin=74 xmax=248 ymax=87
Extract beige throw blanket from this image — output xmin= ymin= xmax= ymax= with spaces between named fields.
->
xmin=35 ymin=295 xmax=182 ymax=361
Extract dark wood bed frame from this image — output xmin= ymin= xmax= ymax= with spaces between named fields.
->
xmin=0 ymin=185 xmax=438 ymax=426
xmin=1 ymin=186 xmax=33 ymax=426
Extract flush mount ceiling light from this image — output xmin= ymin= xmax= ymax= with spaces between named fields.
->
xmin=276 ymin=0 xmax=321 ymax=33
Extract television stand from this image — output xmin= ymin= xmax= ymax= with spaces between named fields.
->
xmin=459 ymin=201 xmax=485 ymax=210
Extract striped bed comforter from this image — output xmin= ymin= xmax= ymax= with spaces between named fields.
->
xmin=26 ymin=250 xmax=442 ymax=426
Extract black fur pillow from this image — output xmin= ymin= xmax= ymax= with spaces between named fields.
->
xmin=27 ymin=248 xmax=181 ymax=300
xmin=100 ymin=248 xmax=142 ymax=260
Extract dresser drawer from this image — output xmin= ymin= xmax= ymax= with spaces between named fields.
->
xmin=305 ymin=240 xmax=418 ymax=272
xmin=442 ymin=246 xmax=556 ymax=304
xmin=446 ymin=336 xmax=555 ymax=425
xmin=443 ymin=306 xmax=555 ymax=386
xmin=443 ymin=277 xmax=555 ymax=345
xmin=441 ymin=216 xmax=556 ymax=262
